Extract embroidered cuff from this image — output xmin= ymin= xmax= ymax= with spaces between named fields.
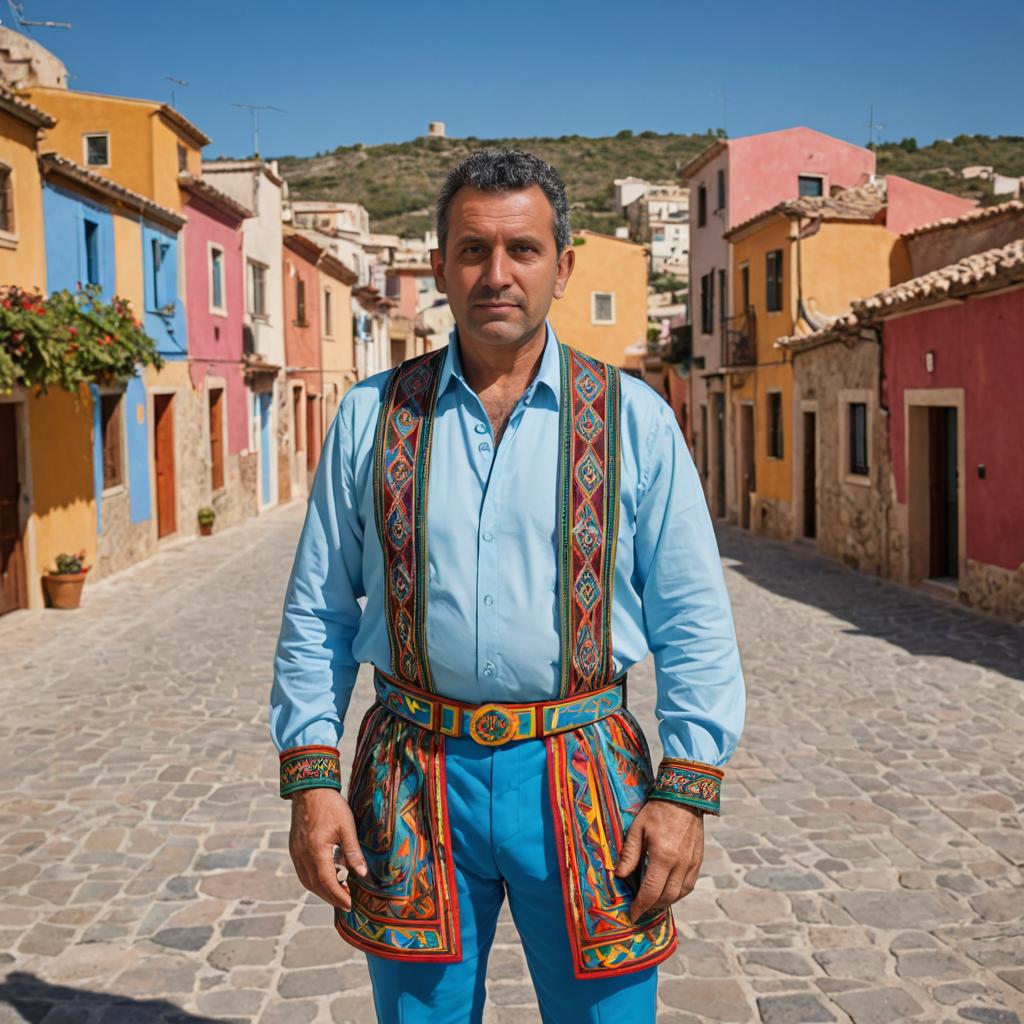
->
xmin=648 ymin=757 xmax=724 ymax=816
xmin=279 ymin=744 xmax=342 ymax=799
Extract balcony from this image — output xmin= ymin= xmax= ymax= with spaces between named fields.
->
xmin=723 ymin=306 xmax=757 ymax=367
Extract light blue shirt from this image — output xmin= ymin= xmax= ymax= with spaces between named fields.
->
xmin=270 ymin=321 xmax=745 ymax=767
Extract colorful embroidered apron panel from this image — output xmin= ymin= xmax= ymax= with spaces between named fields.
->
xmin=335 ymin=703 xmax=461 ymax=962
xmin=342 ymin=340 xmax=676 ymax=976
xmin=547 ymin=709 xmax=677 ymax=978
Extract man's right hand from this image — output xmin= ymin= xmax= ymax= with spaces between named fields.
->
xmin=288 ymin=788 xmax=368 ymax=911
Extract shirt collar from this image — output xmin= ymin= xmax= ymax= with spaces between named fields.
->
xmin=437 ymin=318 xmax=562 ymax=409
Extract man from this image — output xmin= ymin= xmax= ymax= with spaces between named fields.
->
xmin=270 ymin=149 xmax=745 ymax=1023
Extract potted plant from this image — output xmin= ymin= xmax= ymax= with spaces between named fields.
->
xmin=198 ymin=506 xmax=216 ymax=536
xmin=43 ymin=550 xmax=90 ymax=609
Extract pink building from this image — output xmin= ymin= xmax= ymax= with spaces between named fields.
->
xmin=180 ymin=174 xmax=254 ymax=524
xmin=681 ymin=127 xmax=876 ymax=516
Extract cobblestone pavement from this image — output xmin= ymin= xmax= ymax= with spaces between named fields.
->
xmin=1 ymin=502 xmax=1022 ymax=1024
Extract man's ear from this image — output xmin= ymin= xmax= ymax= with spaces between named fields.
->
xmin=429 ymin=248 xmax=447 ymax=294
xmin=552 ymin=245 xmax=575 ymax=301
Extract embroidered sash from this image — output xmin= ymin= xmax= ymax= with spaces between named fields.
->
xmin=336 ymin=341 xmax=677 ymax=977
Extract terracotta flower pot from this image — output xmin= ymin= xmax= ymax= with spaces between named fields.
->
xmin=43 ymin=571 xmax=87 ymax=609
xmin=199 ymin=523 xmax=213 ymax=536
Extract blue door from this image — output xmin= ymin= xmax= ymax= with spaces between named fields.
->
xmin=259 ymin=392 xmax=272 ymax=506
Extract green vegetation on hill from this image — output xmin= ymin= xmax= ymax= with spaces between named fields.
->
xmin=271 ymin=132 xmax=1024 ymax=239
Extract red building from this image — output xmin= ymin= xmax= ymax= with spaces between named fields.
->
xmin=282 ymin=230 xmax=324 ymax=485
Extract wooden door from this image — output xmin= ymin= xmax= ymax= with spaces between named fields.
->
xmin=803 ymin=410 xmax=817 ymax=539
xmin=713 ymin=394 xmax=725 ymax=518
xmin=928 ymin=406 xmax=958 ymax=579
xmin=740 ymin=403 xmax=755 ymax=530
xmin=0 ymin=404 xmax=26 ymax=615
xmin=153 ymin=393 xmax=176 ymax=538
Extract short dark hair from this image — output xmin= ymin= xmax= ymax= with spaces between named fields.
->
xmin=435 ymin=148 xmax=571 ymax=256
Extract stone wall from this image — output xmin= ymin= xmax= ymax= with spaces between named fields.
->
xmin=94 ymin=491 xmax=155 ymax=582
xmin=963 ymin=558 xmax=1024 ymax=624
xmin=792 ymin=337 xmax=893 ymax=577
xmin=750 ymin=494 xmax=794 ymax=540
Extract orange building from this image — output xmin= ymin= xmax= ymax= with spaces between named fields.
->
xmin=721 ymin=176 xmax=973 ymax=538
xmin=547 ymin=230 xmax=648 ymax=367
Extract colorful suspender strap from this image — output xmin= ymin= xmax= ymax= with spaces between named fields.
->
xmin=648 ymin=757 xmax=724 ymax=816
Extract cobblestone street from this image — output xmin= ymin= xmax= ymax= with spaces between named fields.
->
xmin=1 ymin=501 xmax=1022 ymax=1024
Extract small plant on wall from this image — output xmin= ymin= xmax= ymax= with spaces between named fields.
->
xmin=198 ymin=506 xmax=216 ymax=536
xmin=0 ymin=283 xmax=164 ymax=401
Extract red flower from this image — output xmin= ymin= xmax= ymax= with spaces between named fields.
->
xmin=2 ymin=299 xmax=10 ymax=310
xmin=68 ymin=327 xmax=77 ymax=337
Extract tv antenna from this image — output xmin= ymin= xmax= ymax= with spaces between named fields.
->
xmin=3 ymin=0 xmax=71 ymax=27
xmin=231 ymin=103 xmax=286 ymax=158
xmin=865 ymin=105 xmax=886 ymax=147
xmin=165 ymin=76 xmax=188 ymax=109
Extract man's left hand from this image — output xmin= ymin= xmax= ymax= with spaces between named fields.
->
xmin=615 ymin=799 xmax=704 ymax=923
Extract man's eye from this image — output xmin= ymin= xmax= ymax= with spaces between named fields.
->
xmin=463 ymin=246 xmax=483 ymax=255
xmin=513 ymin=245 xmax=536 ymax=254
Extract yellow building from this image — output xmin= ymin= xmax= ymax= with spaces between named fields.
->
xmin=548 ymin=230 xmax=648 ymax=367
xmin=1 ymin=87 xmax=98 ymax=614
xmin=17 ymin=86 xmax=208 ymax=213
xmin=723 ymin=184 xmax=896 ymax=537
xmin=318 ymin=250 xmax=358 ymax=425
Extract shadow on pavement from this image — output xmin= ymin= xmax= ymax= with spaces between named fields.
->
xmin=0 ymin=971 xmax=232 ymax=1024
xmin=716 ymin=524 xmax=1024 ymax=683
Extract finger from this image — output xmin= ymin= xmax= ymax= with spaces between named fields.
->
xmin=335 ymin=811 xmax=368 ymax=878
xmin=655 ymin=863 xmax=688 ymax=910
xmin=630 ymin=858 xmax=669 ymax=923
xmin=615 ymin=821 xmax=644 ymax=877
xmin=679 ymin=855 xmax=702 ymax=900
xmin=312 ymin=847 xmax=352 ymax=910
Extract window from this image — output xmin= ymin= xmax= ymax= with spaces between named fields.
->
xmin=0 ymin=165 xmax=13 ymax=234
xmin=697 ymin=184 xmax=707 ymax=227
xmin=766 ymin=249 xmax=784 ymax=313
xmin=716 ymin=168 xmax=726 ymax=211
xmin=700 ymin=271 xmax=715 ymax=334
xmin=150 ymin=236 xmax=169 ymax=307
xmin=209 ymin=245 xmax=225 ymax=312
xmin=84 ymin=219 xmax=100 ymax=286
xmin=385 ymin=274 xmax=401 ymax=299
xmin=700 ymin=404 xmax=708 ymax=478
xmin=798 ymin=174 xmax=824 ymax=197
xmin=718 ymin=268 xmax=727 ymax=329
xmin=177 ymin=144 xmax=188 ymax=173
xmin=209 ymin=387 xmax=225 ymax=490
xmin=100 ymin=392 xmax=123 ymax=489
xmin=592 ymin=291 xmax=615 ymax=324
xmin=324 ymin=287 xmax=333 ymax=337
xmin=295 ymin=277 xmax=307 ymax=326
xmin=84 ymin=133 xmax=109 ymax=167
xmin=767 ymin=391 xmax=783 ymax=459
xmin=248 ymin=260 xmax=267 ymax=318
xmin=849 ymin=402 xmax=869 ymax=475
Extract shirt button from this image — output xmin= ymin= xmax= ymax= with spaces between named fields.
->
xmin=474 ymin=422 xmax=488 ymax=434
xmin=482 ymin=531 xmax=493 ymax=543
xmin=483 ymin=594 xmax=494 ymax=606
xmin=479 ymin=442 xmax=491 ymax=453
xmin=483 ymin=663 xmax=494 ymax=677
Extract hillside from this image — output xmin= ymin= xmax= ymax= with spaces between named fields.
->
xmin=271 ymin=131 xmax=1024 ymax=239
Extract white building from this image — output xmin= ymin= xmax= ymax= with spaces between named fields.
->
xmin=625 ymin=184 xmax=690 ymax=276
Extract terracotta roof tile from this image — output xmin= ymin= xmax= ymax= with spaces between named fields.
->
xmin=901 ymin=199 xmax=1023 ymax=239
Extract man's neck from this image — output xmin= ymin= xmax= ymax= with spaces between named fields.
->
xmin=456 ymin=323 xmax=547 ymax=398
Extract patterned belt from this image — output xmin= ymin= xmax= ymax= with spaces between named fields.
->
xmin=373 ymin=668 xmax=627 ymax=746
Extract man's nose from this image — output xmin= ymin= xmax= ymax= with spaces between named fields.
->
xmin=480 ymin=248 xmax=514 ymax=290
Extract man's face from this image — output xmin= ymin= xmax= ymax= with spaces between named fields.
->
xmin=429 ymin=184 xmax=574 ymax=349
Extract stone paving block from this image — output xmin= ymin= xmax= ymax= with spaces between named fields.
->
xmin=831 ymin=986 xmax=925 ymax=1022
xmin=659 ymin=977 xmax=755 ymax=1021
xmin=756 ymin=992 xmax=837 ymax=1023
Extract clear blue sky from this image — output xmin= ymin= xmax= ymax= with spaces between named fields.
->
xmin=9 ymin=0 xmax=1023 ymax=159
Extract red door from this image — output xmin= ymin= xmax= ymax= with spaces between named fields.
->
xmin=0 ymin=403 xmax=27 ymax=615
xmin=153 ymin=393 xmax=176 ymax=538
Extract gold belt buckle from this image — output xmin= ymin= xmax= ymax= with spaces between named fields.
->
xmin=467 ymin=703 xmax=518 ymax=746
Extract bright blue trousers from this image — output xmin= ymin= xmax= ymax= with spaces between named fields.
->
xmin=364 ymin=732 xmax=659 ymax=1023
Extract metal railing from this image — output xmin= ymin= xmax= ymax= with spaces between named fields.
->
xmin=723 ymin=306 xmax=756 ymax=367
